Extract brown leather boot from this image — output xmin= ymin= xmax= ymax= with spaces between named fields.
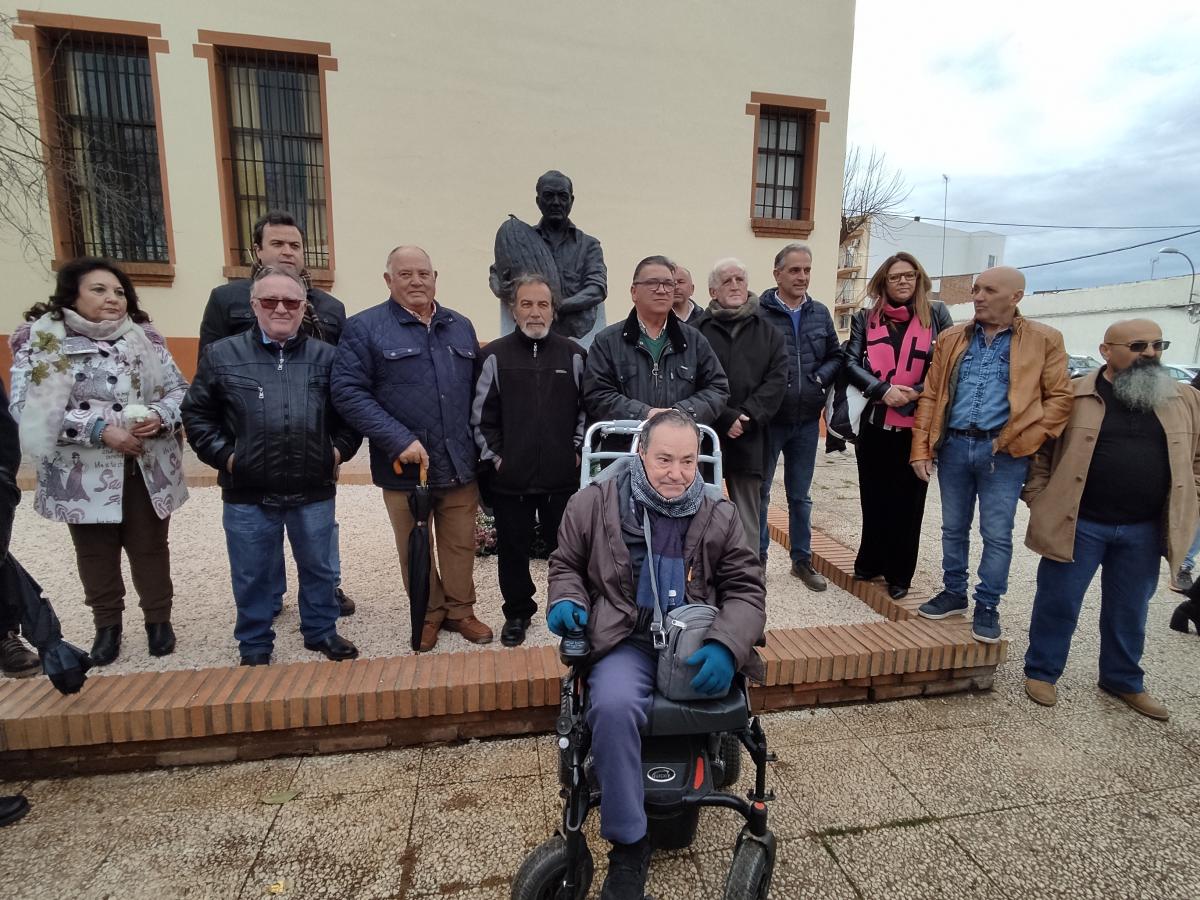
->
xmin=419 ymin=620 xmax=441 ymax=652
xmin=442 ymin=615 xmax=494 ymax=644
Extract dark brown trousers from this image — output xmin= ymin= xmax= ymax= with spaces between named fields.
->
xmin=67 ymin=459 xmax=174 ymax=628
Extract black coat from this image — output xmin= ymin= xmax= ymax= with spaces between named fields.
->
xmin=0 ymin=382 xmax=20 ymax=560
xmin=198 ymin=279 xmax=346 ymax=354
xmin=472 ymin=330 xmax=586 ymax=495
xmin=757 ymin=289 xmax=842 ymax=424
xmin=695 ymin=309 xmax=788 ymax=477
xmin=842 ymin=302 xmax=954 ymax=425
xmin=182 ymin=329 xmax=362 ymax=507
xmin=582 ymin=307 xmax=730 ymax=424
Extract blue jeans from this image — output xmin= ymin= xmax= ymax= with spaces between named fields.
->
xmin=936 ymin=434 xmax=1030 ymax=608
xmin=759 ymin=418 xmax=820 ymax=564
xmin=1024 ymin=518 xmax=1161 ymax=693
xmin=587 ymin=642 xmax=655 ymax=844
xmin=223 ymin=499 xmax=339 ymax=657
xmin=1183 ymin=524 xmax=1200 ymax=572
xmin=268 ymin=519 xmax=341 ymax=617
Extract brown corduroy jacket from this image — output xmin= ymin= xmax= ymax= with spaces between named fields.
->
xmin=910 ymin=313 xmax=1074 ymax=462
xmin=1021 ymin=370 xmax=1200 ymax=573
xmin=547 ymin=462 xmax=766 ymax=678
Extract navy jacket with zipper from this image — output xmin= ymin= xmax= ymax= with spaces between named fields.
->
xmin=331 ymin=299 xmax=481 ymax=491
xmin=472 ymin=329 xmax=586 ymax=495
xmin=581 ymin=307 xmax=729 ymax=424
xmin=181 ymin=329 xmax=361 ymax=507
xmin=757 ymin=288 xmax=842 ymax=424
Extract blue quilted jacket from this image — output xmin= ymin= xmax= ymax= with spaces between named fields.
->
xmin=332 ymin=299 xmax=480 ymax=490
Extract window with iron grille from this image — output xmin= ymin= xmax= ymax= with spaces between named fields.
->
xmin=218 ymin=48 xmax=329 ymax=271
xmin=47 ymin=30 xmax=169 ymax=263
xmin=753 ymin=106 xmax=810 ymax=221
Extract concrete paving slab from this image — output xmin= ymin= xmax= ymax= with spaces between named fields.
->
xmin=0 ymin=810 xmax=117 ymax=896
xmin=290 ymin=746 xmax=421 ymax=799
xmin=832 ymin=690 xmax=1026 ymax=738
xmin=408 ymin=775 xmax=545 ymax=895
xmin=826 ymin=820 xmax=1003 ymax=899
xmin=420 ymin=736 xmax=539 ymax=786
xmin=238 ymin=790 xmax=414 ymax=899
xmin=760 ymin=706 xmax=856 ymax=746
xmin=942 ymin=793 xmax=1200 ymax=899
xmin=863 ymin=721 xmax=1134 ymax=817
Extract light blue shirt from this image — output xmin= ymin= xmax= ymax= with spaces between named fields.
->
xmin=946 ymin=323 xmax=1012 ymax=431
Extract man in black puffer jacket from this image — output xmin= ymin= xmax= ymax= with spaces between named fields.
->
xmin=183 ymin=268 xmax=362 ymax=666
xmin=757 ymin=243 xmax=843 ymax=590
xmin=472 ymin=274 xmax=586 ymax=647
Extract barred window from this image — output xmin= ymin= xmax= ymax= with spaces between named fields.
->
xmin=48 ymin=30 xmax=169 ymax=262
xmin=218 ymin=49 xmax=329 ymax=270
xmin=753 ymin=106 xmax=810 ymax=222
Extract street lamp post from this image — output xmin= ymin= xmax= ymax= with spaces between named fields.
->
xmin=1158 ymin=247 xmax=1199 ymax=363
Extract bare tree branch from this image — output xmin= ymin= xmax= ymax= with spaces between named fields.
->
xmin=841 ymin=145 xmax=911 ymax=245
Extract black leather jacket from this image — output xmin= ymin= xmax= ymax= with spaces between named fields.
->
xmin=182 ymin=329 xmax=361 ymax=507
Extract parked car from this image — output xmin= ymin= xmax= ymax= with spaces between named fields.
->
xmin=1068 ymin=354 xmax=1101 ymax=379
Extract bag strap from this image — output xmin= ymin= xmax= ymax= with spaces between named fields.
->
xmin=642 ymin=509 xmax=668 ymax=649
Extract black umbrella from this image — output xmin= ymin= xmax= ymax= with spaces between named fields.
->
xmin=403 ymin=461 xmax=433 ymax=651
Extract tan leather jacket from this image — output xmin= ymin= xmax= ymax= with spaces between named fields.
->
xmin=910 ymin=314 xmax=1073 ymax=462
xmin=1022 ymin=371 xmax=1200 ymax=572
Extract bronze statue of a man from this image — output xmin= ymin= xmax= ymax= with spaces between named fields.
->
xmin=490 ymin=170 xmax=608 ymax=346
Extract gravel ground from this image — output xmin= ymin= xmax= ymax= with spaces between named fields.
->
xmin=9 ymin=472 xmax=880 ymax=674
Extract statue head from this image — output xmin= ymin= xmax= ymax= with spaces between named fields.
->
xmin=536 ymin=171 xmax=574 ymax=225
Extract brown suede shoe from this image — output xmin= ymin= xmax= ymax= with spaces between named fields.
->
xmin=1101 ymin=685 xmax=1169 ymax=721
xmin=1024 ymin=678 xmax=1057 ymax=707
xmin=419 ymin=620 xmax=441 ymax=653
xmin=442 ymin=615 xmax=494 ymax=644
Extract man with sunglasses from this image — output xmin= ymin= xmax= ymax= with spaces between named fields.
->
xmin=198 ymin=210 xmax=356 ymax=618
xmin=911 ymin=266 xmax=1073 ymax=643
xmin=581 ymin=255 xmax=728 ymax=431
xmin=183 ymin=268 xmax=362 ymax=665
xmin=1020 ymin=320 xmax=1200 ymax=720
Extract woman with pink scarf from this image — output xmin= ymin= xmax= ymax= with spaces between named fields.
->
xmin=9 ymin=258 xmax=189 ymax=666
xmin=842 ymin=252 xmax=952 ymax=599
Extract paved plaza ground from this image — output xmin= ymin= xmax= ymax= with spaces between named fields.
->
xmin=3 ymin=452 xmax=1200 ymax=898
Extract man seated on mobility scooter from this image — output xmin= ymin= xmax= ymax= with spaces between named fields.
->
xmin=546 ymin=409 xmax=767 ymax=899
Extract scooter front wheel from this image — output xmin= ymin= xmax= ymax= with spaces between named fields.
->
xmin=511 ymin=834 xmax=594 ymax=900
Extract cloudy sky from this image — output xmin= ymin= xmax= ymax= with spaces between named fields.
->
xmin=848 ymin=0 xmax=1200 ymax=294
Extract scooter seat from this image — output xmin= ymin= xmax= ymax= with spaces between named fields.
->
xmin=642 ymin=687 xmax=749 ymax=738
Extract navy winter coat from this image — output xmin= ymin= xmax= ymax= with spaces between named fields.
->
xmin=332 ymin=300 xmax=481 ymax=491
xmin=757 ymin=288 xmax=842 ymax=424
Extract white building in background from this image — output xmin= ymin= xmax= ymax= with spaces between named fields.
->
xmin=869 ymin=215 xmax=1006 ymax=288
xmin=949 ymin=274 xmax=1200 ymax=364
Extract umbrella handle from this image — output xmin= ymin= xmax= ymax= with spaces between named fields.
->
xmin=419 ymin=460 xmax=428 ymax=487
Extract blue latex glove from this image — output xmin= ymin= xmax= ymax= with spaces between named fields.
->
xmin=687 ymin=641 xmax=736 ymax=696
xmin=547 ymin=601 xmax=588 ymax=636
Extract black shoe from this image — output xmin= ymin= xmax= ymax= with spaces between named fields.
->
xmin=500 ymin=617 xmax=530 ymax=647
xmin=304 ymin=633 xmax=359 ymax=661
xmin=1170 ymin=599 xmax=1200 ymax=634
xmin=887 ymin=584 xmax=909 ymax=600
xmin=335 ymin=587 xmax=355 ymax=617
xmin=600 ymin=835 xmax=652 ymax=900
xmin=1 ymin=631 xmax=40 ymax=678
xmin=146 ymin=621 xmax=176 ymax=657
xmin=240 ymin=653 xmax=272 ymax=666
xmin=0 ymin=794 xmax=30 ymax=827
xmin=854 ymin=568 xmax=880 ymax=581
xmin=90 ymin=625 xmax=122 ymax=667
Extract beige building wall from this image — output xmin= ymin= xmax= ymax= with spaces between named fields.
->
xmin=2 ymin=0 xmax=854 ymax=372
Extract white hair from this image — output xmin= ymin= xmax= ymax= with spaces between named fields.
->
xmin=708 ymin=257 xmax=748 ymax=290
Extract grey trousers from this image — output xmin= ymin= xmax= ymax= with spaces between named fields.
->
xmin=587 ymin=641 xmax=655 ymax=844
xmin=724 ymin=474 xmax=763 ymax=555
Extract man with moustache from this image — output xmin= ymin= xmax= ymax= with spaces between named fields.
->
xmin=333 ymin=246 xmax=492 ymax=651
xmin=1021 ymin=320 xmax=1200 ymax=720
xmin=670 ymin=264 xmax=705 ymax=326
xmin=695 ymin=258 xmax=787 ymax=550
xmin=472 ymin=274 xmax=587 ymax=647
xmin=911 ymin=266 xmax=1073 ymax=643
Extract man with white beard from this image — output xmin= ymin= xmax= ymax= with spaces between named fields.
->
xmin=1020 ymin=319 xmax=1200 ymax=720
xmin=473 ymin=274 xmax=587 ymax=647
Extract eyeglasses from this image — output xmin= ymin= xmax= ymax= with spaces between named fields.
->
xmin=1109 ymin=339 xmax=1170 ymax=352
xmin=257 ymin=297 xmax=304 ymax=311
xmin=633 ymin=279 xmax=676 ymax=292
xmin=886 ymin=271 xmax=918 ymax=284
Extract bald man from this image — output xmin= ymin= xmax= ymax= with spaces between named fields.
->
xmin=332 ymin=246 xmax=494 ymax=650
xmin=1019 ymin=319 xmax=1200 ymax=719
xmin=911 ymin=266 xmax=1073 ymax=643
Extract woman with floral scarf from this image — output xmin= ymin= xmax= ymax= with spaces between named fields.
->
xmin=9 ymin=257 xmax=189 ymax=666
